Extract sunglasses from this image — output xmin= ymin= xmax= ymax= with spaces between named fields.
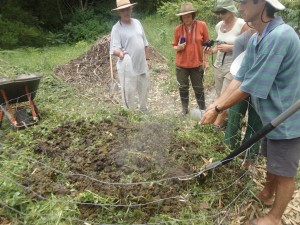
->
xmin=215 ymin=10 xmax=228 ymax=15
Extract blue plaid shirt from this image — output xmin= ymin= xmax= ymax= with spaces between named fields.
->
xmin=235 ymin=17 xmax=300 ymax=139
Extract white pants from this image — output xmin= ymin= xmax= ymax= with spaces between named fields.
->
xmin=117 ymin=55 xmax=149 ymax=111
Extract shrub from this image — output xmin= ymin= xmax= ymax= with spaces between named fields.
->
xmin=63 ymin=9 xmax=111 ymax=42
xmin=0 ymin=18 xmax=46 ymax=49
xmin=280 ymin=0 xmax=300 ymax=34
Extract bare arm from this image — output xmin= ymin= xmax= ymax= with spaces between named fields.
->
xmin=145 ymin=46 xmax=151 ymax=69
xmin=145 ymin=46 xmax=150 ymax=59
xmin=240 ymin=23 xmax=250 ymax=34
xmin=203 ymin=52 xmax=209 ymax=69
xmin=200 ymin=79 xmax=250 ymax=124
xmin=217 ymin=43 xmax=234 ymax=53
xmin=173 ymin=43 xmax=186 ymax=51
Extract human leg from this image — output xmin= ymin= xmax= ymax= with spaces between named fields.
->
xmin=265 ymin=175 xmax=294 ymax=222
xmin=252 ymin=174 xmax=294 ymax=225
xmin=176 ymin=66 xmax=190 ymax=115
xmin=190 ymin=66 xmax=205 ymax=110
xmin=253 ymin=137 xmax=300 ymax=224
xmin=213 ymin=67 xmax=224 ymax=98
xmin=213 ymin=68 xmax=233 ymax=127
xmin=257 ymin=171 xmax=276 ymax=206
xmin=137 ymin=73 xmax=149 ymax=113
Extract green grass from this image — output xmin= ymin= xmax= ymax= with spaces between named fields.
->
xmin=0 ymin=14 xmax=252 ymax=225
xmin=0 ymin=33 xmax=225 ymax=225
xmin=0 ymin=41 xmax=92 ymax=79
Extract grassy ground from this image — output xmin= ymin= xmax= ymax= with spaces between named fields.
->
xmin=0 ymin=13 xmax=237 ymax=224
xmin=0 ymin=14 xmax=258 ymax=225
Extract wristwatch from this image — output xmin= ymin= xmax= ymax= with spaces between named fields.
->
xmin=215 ymin=105 xmax=223 ymax=114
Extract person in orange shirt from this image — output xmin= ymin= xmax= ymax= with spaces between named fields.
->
xmin=172 ymin=2 xmax=210 ymax=115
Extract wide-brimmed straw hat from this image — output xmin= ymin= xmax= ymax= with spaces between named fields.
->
xmin=176 ymin=2 xmax=196 ymax=16
xmin=213 ymin=0 xmax=238 ymax=14
xmin=112 ymin=0 xmax=137 ymax=11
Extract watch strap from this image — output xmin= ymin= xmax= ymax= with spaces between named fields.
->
xmin=215 ymin=105 xmax=223 ymax=114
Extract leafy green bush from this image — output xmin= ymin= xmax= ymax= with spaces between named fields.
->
xmin=63 ymin=9 xmax=111 ymax=42
xmin=135 ymin=0 xmax=166 ymax=14
xmin=0 ymin=19 xmax=46 ymax=49
xmin=280 ymin=0 xmax=300 ymax=34
xmin=0 ymin=0 xmax=40 ymax=27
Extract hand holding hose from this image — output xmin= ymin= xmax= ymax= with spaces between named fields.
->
xmin=200 ymin=106 xmax=218 ymax=124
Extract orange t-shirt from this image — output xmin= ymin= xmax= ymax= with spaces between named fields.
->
xmin=172 ymin=20 xmax=210 ymax=68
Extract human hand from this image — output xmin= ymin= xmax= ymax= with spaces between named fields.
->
xmin=204 ymin=47 xmax=213 ymax=55
xmin=119 ymin=51 xmax=127 ymax=60
xmin=216 ymin=44 xmax=231 ymax=53
xmin=200 ymin=106 xmax=218 ymax=124
xmin=177 ymin=43 xmax=186 ymax=51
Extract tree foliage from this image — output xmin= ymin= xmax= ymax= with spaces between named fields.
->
xmin=280 ymin=0 xmax=300 ymax=34
xmin=0 ymin=0 xmax=299 ymax=49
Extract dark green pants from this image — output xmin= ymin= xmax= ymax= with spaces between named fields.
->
xmin=176 ymin=66 xmax=206 ymax=110
xmin=225 ymin=97 xmax=262 ymax=160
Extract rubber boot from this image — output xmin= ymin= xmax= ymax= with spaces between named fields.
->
xmin=196 ymin=93 xmax=206 ymax=110
xmin=181 ymin=99 xmax=189 ymax=115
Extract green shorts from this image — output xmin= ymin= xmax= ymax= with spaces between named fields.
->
xmin=260 ymin=137 xmax=300 ymax=177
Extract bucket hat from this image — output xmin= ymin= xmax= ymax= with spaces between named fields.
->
xmin=176 ymin=2 xmax=196 ymax=16
xmin=213 ymin=0 xmax=238 ymax=14
xmin=112 ymin=0 xmax=137 ymax=11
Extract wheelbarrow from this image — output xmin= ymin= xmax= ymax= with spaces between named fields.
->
xmin=0 ymin=74 xmax=42 ymax=129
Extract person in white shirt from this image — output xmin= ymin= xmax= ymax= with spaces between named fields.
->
xmin=110 ymin=0 xmax=151 ymax=113
xmin=208 ymin=0 xmax=248 ymax=129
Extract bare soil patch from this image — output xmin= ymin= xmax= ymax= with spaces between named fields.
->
xmin=23 ymin=117 xmax=245 ymax=223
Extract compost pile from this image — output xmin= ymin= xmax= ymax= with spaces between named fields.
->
xmin=53 ymin=35 xmax=169 ymax=105
xmin=22 ymin=117 xmax=241 ymax=224
xmin=54 ymin=35 xmax=113 ymax=86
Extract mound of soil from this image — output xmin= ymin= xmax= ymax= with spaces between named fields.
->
xmin=54 ymin=35 xmax=114 ymax=86
xmin=53 ymin=35 xmax=170 ymax=107
xmin=22 ymin=117 xmax=237 ymax=223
